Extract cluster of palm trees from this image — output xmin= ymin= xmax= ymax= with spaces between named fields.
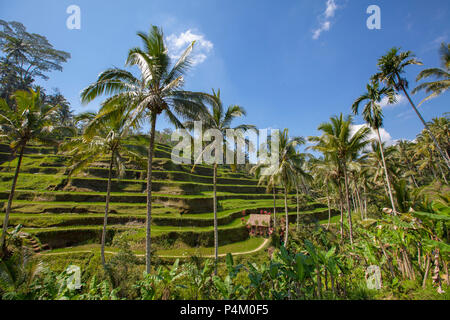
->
xmin=0 ymin=89 xmax=71 ymax=253
xmin=0 ymin=23 xmax=448 ymax=273
xmin=253 ymin=46 xmax=449 ymax=247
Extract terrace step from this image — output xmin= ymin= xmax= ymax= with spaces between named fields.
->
xmin=19 ymin=232 xmax=48 ymax=253
xmin=0 ymin=190 xmax=284 ymax=213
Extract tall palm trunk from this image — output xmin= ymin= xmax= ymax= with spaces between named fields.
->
xmin=342 ymin=163 xmax=353 ymax=245
xmin=437 ymin=162 xmax=448 ymax=184
xmin=213 ymin=163 xmax=218 ymax=275
xmin=363 ymin=185 xmax=368 ymax=219
xmin=351 ymin=193 xmax=357 ymax=212
xmin=1 ymin=145 xmax=24 ymax=253
xmin=284 ymin=185 xmax=289 ymax=246
xmin=101 ymin=155 xmax=113 ymax=268
xmin=272 ymin=185 xmax=276 ymax=229
xmin=296 ymin=186 xmax=300 ymax=232
xmin=145 ymin=115 xmax=157 ymax=274
xmin=326 ymin=188 xmax=331 ymax=230
xmin=355 ymin=185 xmax=363 ymax=221
xmin=338 ymin=182 xmax=344 ymax=241
xmin=397 ymin=75 xmax=450 ymax=169
xmin=376 ymin=128 xmax=397 ymax=214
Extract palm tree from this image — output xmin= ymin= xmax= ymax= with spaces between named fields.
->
xmin=250 ymin=133 xmax=282 ymax=229
xmin=372 ymin=47 xmax=450 ymax=169
xmin=413 ymin=42 xmax=450 ymax=106
xmin=250 ymin=163 xmax=280 ymax=229
xmin=293 ymin=152 xmax=311 ymax=232
xmin=414 ymin=127 xmax=448 ymax=184
xmin=309 ymin=114 xmax=370 ymax=244
xmin=352 ymin=80 xmax=397 ymax=213
xmin=396 ymin=140 xmax=419 ymax=187
xmin=271 ymin=129 xmax=305 ymax=246
xmin=0 ymin=89 xmax=62 ymax=253
xmin=60 ymin=109 xmax=146 ymax=268
xmin=311 ymin=157 xmax=339 ymax=229
xmin=184 ymin=88 xmax=251 ymax=274
xmin=80 ymin=26 xmax=206 ymax=273
xmin=366 ymin=141 xmax=399 ymax=209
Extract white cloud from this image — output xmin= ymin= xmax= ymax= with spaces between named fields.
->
xmin=166 ymin=29 xmax=213 ymax=66
xmin=380 ymin=94 xmax=408 ymax=109
xmin=324 ymin=0 xmax=338 ymax=18
xmin=312 ymin=0 xmax=339 ymax=40
xmin=350 ymin=124 xmax=395 ymax=146
xmin=313 ymin=21 xmax=331 ymax=40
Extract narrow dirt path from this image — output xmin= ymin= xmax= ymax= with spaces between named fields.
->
xmin=158 ymin=238 xmax=270 ymax=258
xmin=39 ymin=238 xmax=270 ymax=259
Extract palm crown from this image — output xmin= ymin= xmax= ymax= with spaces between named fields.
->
xmin=0 ymin=88 xmax=61 ymax=151
xmin=372 ymin=47 xmax=423 ymax=90
xmin=413 ymin=42 xmax=450 ymax=105
xmin=352 ymin=80 xmax=396 ymax=130
xmin=80 ymin=26 xmax=204 ymax=129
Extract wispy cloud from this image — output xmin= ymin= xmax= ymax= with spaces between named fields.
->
xmin=312 ymin=0 xmax=340 ymax=40
xmin=351 ymin=124 xmax=395 ymax=146
xmin=166 ymin=29 xmax=213 ymax=66
xmin=432 ymin=35 xmax=448 ymax=46
xmin=380 ymin=94 xmax=408 ymax=109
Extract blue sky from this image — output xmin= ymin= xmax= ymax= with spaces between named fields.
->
xmin=1 ymin=0 xmax=449 ymax=144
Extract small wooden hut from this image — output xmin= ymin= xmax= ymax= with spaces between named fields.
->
xmin=247 ymin=214 xmax=272 ymax=237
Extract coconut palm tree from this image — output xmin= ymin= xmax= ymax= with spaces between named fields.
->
xmin=0 ymin=89 xmax=62 ymax=253
xmin=183 ymin=88 xmax=251 ymax=274
xmin=413 ymin=42 xmax=450 ymax=106
xmin=293 ymin=152 xmax=311 ymax=232
xmin=352 ymin=80 xmax=397 ymax=213
xmin=366 ymin=141 xmax=401 ymax=211
xmin=311 ymin=157 xmax=339 ymax=229
xmin=396 ymin=140 xmax=419 ymax=187
xmin=80 ymin=26 xmax=206 ymax=273
xmin=270 ymin=129 xmax=305 ymax=246
xmin=60 ymin=109 xmax=146 ymax=268
xmin=250 ymin=162 xmax=280 ymax=228
xmin=372 ymin=47 xmax=450 ymax=169
xmin=250 ymin=133 xmax=281 ymax=229
xmin=309 ymin=114 xmax=370 ymax=244
xmin=414 ymin=128 xmax=448 ymax=184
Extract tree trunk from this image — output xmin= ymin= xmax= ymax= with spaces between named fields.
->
xmin=380 ymin=244 xmax=395 ymax=279
xmin=338 ymin=182 xmax=344 ymax=241
xmin=101 ymin=155 xmax=113 ymax=268
xmin=145 ymin=115 xmax=157 ymax=274
xmin=437 ymin=162 xmax=448 ymax=184
xmin=351 ymin=192 xmax=356 ymax=213
xmin=423 ymin=254 xmax=431 ymax=289
xmin=399 ymin=78 xmax=450 ymax=169
xmin=284 ymin=185 xmax=289 ymax=246
xmin=296 ymin=186 xmax=300 ymax=232
xmin=355 ymin=186 xmax=364 ymax=221
xmin=326 ymin=189 xmax=331 ymax=230
xmin=213 ymin=163 xmax=218 ymax=275
xmin=376 ymin=128 xmax=397 ymax=214
xmin=316 ymin=268 xmax=322 ymax=299
xmin=1 ymin=145 xmax=24 ymax=253
xmin=342 ymin=163 xmax=353 ymax=245
xmin=363 ymin=185 xmax=368 ymax=219
xmin=273 ymin=186 xmax=276 ymax=229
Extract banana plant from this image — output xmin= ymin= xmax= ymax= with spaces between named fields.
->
xmin=136 ymin=259 xmax=186 ymax=300
xmin=212 ymin=254 xmax=245 ymax=299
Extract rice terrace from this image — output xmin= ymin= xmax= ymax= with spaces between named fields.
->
xmin=0 ymin=0 xmax=449 ymax=306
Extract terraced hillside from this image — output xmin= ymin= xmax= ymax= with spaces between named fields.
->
xmin=0 ymin=142 xmax=335 ymax=258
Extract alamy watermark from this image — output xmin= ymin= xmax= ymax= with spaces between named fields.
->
xmin=66 ymin=5 xmax=81 ymax=30
xmin=365 ymin=265 xmax=382 ymax=290
xmin=171 ymin=121 xmax=280 ymax=176
xmin=367 ymin=5 xmax=381 ymax=30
